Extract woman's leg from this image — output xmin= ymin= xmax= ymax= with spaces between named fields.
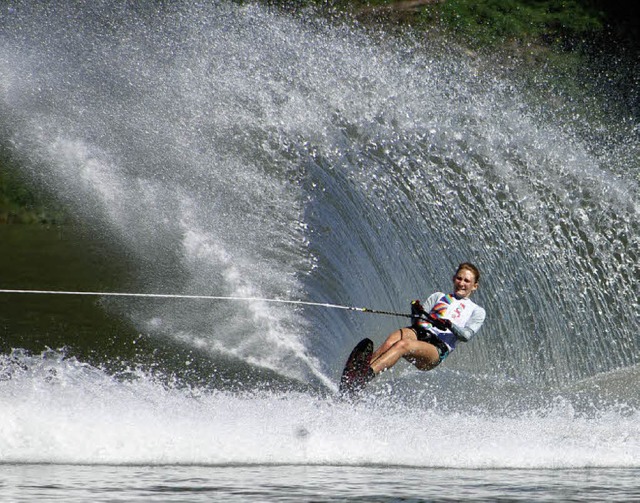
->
xmin=369 ymin=328 xmax=407 ymax=363
xmin=370 ymin=328 xmax=441 ymax=374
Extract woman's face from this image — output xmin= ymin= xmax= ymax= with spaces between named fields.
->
xmin=452 ymin=268 xmax=478 ymax=298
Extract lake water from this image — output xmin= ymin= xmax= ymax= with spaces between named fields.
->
xmin=2 ymin=464 xmax=639 ymax=502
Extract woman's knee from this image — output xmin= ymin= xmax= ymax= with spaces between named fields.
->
xmin=376 ymin=329 xmax=405 ymax=354
xmin=393 ymin=338 xmax=413 ymax=354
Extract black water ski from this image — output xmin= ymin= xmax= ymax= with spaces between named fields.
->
xmin=339 ymin=338 xmax=373 ymax=398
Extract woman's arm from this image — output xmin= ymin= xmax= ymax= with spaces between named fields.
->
xmin=450 ymin=306 xmax=486 ymax=342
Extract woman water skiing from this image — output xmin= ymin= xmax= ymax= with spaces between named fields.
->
xmin=340 ymin=262 xmax=485 ymax=394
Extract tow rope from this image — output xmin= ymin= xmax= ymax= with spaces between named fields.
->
xmin=0 ymin=288 xmax=411 ymax=318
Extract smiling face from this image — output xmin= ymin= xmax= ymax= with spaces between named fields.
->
xmin=452 ymin=267 xmax=479 ymax=299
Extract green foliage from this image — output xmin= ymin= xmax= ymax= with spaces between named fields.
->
xmin=418 ymin=0 xmax=603 ymax=49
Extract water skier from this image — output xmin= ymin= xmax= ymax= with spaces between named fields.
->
xmin=340 ymin=263 xmax=486 ymax=394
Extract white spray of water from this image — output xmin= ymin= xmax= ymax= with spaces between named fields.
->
xmin=0 ymin=3 xmax=638 ymax=473
xmin=1 ymin=350 xmax=638 ymax=468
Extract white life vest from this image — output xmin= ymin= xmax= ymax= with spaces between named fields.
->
xmin=428 ymin=294 xmax=479 ymax=350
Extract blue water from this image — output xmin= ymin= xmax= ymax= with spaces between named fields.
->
xmin=0 ymin=1 xmax=638 ymax=500
xmin=1 ymin=464 xmax=639 ymax=502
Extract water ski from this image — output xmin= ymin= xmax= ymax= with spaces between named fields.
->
xmin=339 ymin=337 xmax=373 ymax=398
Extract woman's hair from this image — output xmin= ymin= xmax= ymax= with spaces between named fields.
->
xmin=456 ymin=262 xmax=481 ymax=283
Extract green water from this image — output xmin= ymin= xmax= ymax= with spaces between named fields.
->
xmin=0 ymin=224 xmax=141 ymax=364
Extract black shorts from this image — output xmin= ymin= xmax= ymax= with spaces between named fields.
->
xmin=413 ymin=326 xmax=450 ymax=362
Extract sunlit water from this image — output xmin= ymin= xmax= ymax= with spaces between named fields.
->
xmin=0 ymin=1 xmax=638 ymax=500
